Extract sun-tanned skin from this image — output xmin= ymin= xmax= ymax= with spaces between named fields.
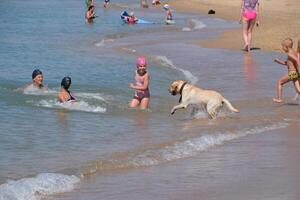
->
xmin=273 ymin=38 xmax=300 ymax=103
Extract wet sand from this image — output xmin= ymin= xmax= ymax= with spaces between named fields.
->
xmin=170 ymin=0 xmax=300 ymax=52
xmin=177 ymin=122 xmax=300 ymax=200
xmin=56 ymin=119 xmax=300 ymax=200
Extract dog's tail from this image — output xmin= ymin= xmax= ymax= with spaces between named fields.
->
xmin=222 ymin=98 xmax=239 ymax=113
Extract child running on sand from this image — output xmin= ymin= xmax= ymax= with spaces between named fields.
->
xmin=273 ymin=38 xmax=300 ymax=103
xmin=292 ymin=39 xmax=300 ymax=100
xmin=129 ymin=57 xmax=150 ymax=109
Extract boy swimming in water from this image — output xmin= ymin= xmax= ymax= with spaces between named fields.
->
xmin=21 ymin=69 xmax=47 ymax=94
xmin=129 ymin=57 xmax=150 ymax=109
xmin=273 ymin=38 xmax=300 ymax=103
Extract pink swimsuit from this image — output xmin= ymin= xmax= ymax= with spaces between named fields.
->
xmin=133 ymin=71 xmax=150 ymax=101
xmin=242 ymin=0 xmax=259 ymax=21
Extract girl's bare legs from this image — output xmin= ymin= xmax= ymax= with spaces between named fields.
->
xmin=242 ymin=18 xmax=256 ymax=51
xmin=130 ymin=99 xmax=140 ymax=108
xmin=246 ymin=19 xmax=256 ymax=51
xmin=242 ymin=20 xmax=250 ymax=50
xmin=140 ymin=98 xmax=149 ymax=110
xmin=273 ymin=75 xmax=290 ymax=103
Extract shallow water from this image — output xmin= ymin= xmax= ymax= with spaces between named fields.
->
xmin=1 ymin=0 xmax=300 ymax=200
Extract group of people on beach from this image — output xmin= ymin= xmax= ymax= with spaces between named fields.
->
xmin=21 ymin=0 xmax=300 ymax=116
xmin=21 ymin=56 xmax=150 ymax=109
xmin=85 ymin=0 xmax=173 ymax=24
xmin=122 ymin=3 xmax=172 ymax=25
xmin=240 ymin=0 xmax=300 ymax=102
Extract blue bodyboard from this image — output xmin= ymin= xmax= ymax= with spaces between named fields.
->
xmin=121 ymin=11 xmax=154 ymax=24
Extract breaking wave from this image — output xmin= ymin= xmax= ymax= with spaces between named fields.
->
xmin=0 ymin=173 xmax=80 ymax=200
xmin=81 ymin=122 xmax=288 ymax=177
xmin=36 ymin=99 xmax=107 ymax=113
xmin=152 ymin=55 xmax=198 ymax=84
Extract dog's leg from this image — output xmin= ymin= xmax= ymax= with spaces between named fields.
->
xmin=206 ymin=101 xmax=221 ymax=119
xmin=171 ymin=104 xmax=187 ymax=115
xmin=292 ymin=93 xmax=299 ymax=101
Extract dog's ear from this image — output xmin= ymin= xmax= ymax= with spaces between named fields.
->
xmin=174 ymin=84 xmax=178 ymax=92
xmin=172 ymin=81 xmax=179 ymax=91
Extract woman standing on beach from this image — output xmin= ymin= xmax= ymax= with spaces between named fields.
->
xmin=240 ymin=0 xmax=259 ymax=52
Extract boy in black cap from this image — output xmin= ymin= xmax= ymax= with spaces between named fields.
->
xmin=20 ymin=69 xmax=47 ymax=94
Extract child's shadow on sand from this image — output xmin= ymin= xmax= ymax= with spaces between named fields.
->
xmin=242 ymin=47 xmax=261 ymax=52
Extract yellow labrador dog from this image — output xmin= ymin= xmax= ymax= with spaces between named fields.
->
xmin=168 ymin=80 xmax=239 ymax=119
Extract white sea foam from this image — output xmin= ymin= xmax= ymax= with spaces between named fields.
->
xmin=131 ymin=122 xmax=288 ymax=166
xmin=95 ymin=40 xmax=105 ymax=47
xmin=75 ymin=92 xmax=110 ymax=102
xmin=37 ymin=100 xmax=107 ymax=113
xmin=163 ymin=123 xmax=288 ymax=160
xmin=188 ymin=19 xmax=206 ymax=30
xmin=22 ymin=86 xmax=57 ymax=96
xmin=292 ymin=94 xmax=299 ymax=101
xmin=182 ymin=19 xmax=206 ymax=31
xmin=182 ymin=27 xmax=192 ymax=32
xmin=191 ymin=109 xmax=207 ymax=119
xmin=95 ymin=39 xmax=114 ymax=47
xmin=152 ymin=55 xmax=198 ymax=84
xmin=121 ymin=47 xmax=136 ymax=53
xmin=0 ymin=173 xmax=80 ymax=200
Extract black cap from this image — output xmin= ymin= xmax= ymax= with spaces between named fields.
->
xmin=61 ymin=76 xmax=72 ymax=90
xmin=32 ymin=69 xmax=43 ymax=79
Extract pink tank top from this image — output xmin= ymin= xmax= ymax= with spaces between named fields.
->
xmin=135 ymin=71 xmax=149 ymax=93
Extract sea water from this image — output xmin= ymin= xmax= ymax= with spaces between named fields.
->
xmin=1 ymin=0 xmax=299 ymax=200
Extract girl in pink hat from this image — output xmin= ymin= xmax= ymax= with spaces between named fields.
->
xmin=129 ymin=56 xmax=150 ymax=109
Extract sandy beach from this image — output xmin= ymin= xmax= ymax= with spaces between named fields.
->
xmin=170 ymin=0 xmax=300 ymax=52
